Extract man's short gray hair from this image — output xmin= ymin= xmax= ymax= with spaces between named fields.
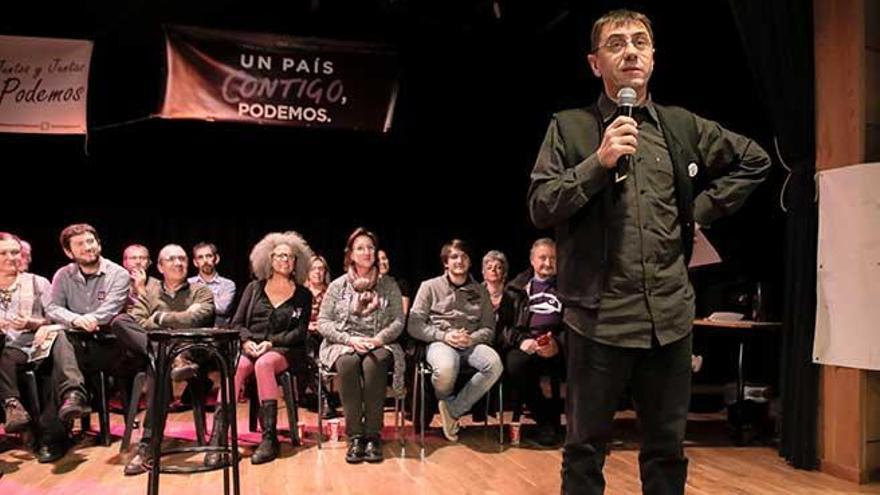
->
xmin=530 ymin=238 xmax=556 ymax=258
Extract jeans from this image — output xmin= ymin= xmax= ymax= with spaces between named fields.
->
xmin=426 ymin=342 xmax=503 ymax=419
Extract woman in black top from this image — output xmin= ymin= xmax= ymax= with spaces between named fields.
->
xmin=206 ymin=231 xmax=313 ymax=466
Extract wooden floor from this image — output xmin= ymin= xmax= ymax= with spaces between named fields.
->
xmin=1 ymin=404 xmax=878 ymax=495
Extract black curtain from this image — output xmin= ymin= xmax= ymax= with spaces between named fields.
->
xmin=727 ymin=0 xmax=818 ymax=469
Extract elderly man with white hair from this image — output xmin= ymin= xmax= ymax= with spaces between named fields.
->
xmin=110 ymin=243 xmax=215 ymax=476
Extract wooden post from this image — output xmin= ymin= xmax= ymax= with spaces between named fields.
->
xmin=814 ymin=0 xmax=880 ymax=483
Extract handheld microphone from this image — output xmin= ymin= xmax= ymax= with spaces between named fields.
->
xmin=615 ymin=86 xmax=638 ymax=183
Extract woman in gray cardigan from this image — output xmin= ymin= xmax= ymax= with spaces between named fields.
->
xmin=317 ymin=227 xmax=404 ymax=464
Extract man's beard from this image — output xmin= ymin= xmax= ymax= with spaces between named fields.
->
xmin=78 ymin=254 xmax=100 ymax=269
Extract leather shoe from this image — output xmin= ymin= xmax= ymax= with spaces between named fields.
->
xmin=363 ymin=437 xmax=383 ymax=463
xmin=37 ymin=442 xmax=68 ymax=463
xmin=170 ymin=355 xmax=199 ymax=382
xmin=58 ymin=390 xmax=90 ymax=423
xmin=3 ymin=398 xmax=31 ymax=433
xmin=124 ymin=442 xmax=151 ymax=476
xmin=345 ymin=436 xmax=365 ymax=464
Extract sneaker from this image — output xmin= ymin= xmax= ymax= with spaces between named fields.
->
xmin=2 ymin=398 xmax=32 ymax=433
xmin=437 ymin=400 xmax=460 ymax=442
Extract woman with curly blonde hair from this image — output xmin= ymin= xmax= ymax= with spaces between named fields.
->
xmin=206 ymin=231 xmax=313 ymax=466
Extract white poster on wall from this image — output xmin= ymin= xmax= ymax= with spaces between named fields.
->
xmin=814 ymin=162 xmax=880 ymax=370
xmin=0 ymin=35 xmax=93 ymax=134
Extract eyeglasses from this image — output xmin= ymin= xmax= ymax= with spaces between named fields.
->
xmin=272 ymin=253 xmax=293 ymax=261
xmin=161 ymin=255 xmax=187 ymax=263
xmin=598 ymin=34 xmax=653 ymax=54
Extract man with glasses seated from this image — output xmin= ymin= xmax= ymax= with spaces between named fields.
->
xmin=110 ymin=244 xmax=215 ymax=475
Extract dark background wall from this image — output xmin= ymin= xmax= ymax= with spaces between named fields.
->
xmin=2 ymin=0 xmax=784 ymax=318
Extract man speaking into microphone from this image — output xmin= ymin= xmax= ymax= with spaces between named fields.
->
xmin=528 ymin=9 xmax=771 ymax=495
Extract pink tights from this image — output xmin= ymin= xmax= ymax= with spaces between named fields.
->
xmin=223 ymin=351 xmax=289 ymax=403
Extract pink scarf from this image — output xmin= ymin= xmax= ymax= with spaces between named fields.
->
xmin=347 ymin=266 xmax=380 ymax=316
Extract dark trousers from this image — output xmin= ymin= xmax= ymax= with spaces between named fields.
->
xmin=334 ymin=348 xmax=391 ymax=438
xmin=110 ymin=314 xmax=151 ymax=361
xmin=505 ymin=348 xmax=565 ymax=427
xmin=562 ymin=329 xmax=692 ymax=495
xmin=0 ymin=331 xmax=87 ymax=443
xmin=110 ymin=314 xmax=157 ymax=438
xmin=66 ymin=328 xmax=126 ymax=378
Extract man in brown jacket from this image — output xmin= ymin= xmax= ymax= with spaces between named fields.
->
xmin=110 ymin=243 xmax=215 ymax=475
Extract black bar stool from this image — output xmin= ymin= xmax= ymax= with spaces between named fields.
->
xmin=144 ymin=328 xmax=241 ymax=495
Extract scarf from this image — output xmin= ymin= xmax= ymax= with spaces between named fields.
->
xmin=347 ymin=266 xmax=380 ymax=316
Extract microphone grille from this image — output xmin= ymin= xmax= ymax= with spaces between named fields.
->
xmin=617 ymin=87 xmax=638 ymax=106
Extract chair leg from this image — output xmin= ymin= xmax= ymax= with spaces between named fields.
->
xmin=18 ymin=370 xmax=41 ymax=452
xmin=395 ymin=396 xmax=405 ymax=456
xmin=20 ymin=371 xmax=42 ymax=447
xmin=98 ymin=371 xmax=111 ymax=446
xmin=484 ymin=388 xmax=490 ymax=428
xmin=248 ymin=380 xmax=259 ymax=433
xmin=497 ymin=382 xmax=504 ymax=446
xmin=410 ymin=363 xmax=419 ymax=434
xmin=121 ymin=371 xmax=147 ymax=453
xmin=316 ymin=369 xmax=323 ymax=450
xmin=280 ymin=372 xmax=299 ymax=446
xmin=419 ymin=363 xmax=426 ymax=461
xmin=22 ymin=371 xmax=42 ymax=420
xmin=190 ymin=377 xmax=208 ymax=446
xmin=291 ymin=373 xmax=300 ymax=404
